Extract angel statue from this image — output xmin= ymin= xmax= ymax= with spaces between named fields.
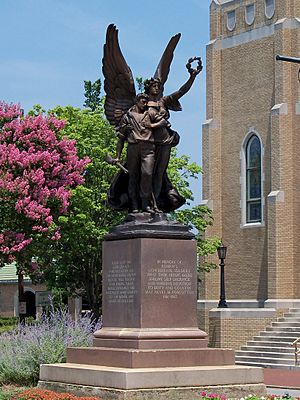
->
xmin=103 ymin=24 xmax=202 ymax=215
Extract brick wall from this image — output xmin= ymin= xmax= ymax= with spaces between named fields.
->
xmin=202 ymin=0 xmax=300 ymax=302
xmin=208 ymin=308 xmax=276 ymax=350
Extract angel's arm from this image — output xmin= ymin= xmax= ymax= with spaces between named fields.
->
xmin=166 ymin=58 xmax=203 ymax=102
xmin=168 ymin=72 xmax=198 ymax=102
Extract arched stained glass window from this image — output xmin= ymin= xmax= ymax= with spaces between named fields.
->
xmin=246 ymin=135 xmax=262 ymax=223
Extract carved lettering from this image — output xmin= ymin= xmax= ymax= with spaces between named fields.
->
xmin=106 ymin=260 xmax=137 ymax=304
xmin=145 ymin=259 xmax=194 ymax=298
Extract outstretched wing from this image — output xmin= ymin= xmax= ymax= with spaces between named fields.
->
xmin=153 ymin=33 xmax=181 ymax=88
xmin=102 ymin=24 xmax=136 ymax=126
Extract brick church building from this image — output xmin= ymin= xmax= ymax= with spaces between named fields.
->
xmin=201 ymin=0 xmax=300 ymax=330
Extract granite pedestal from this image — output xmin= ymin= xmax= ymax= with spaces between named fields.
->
xmin=39 ymin=215 xmax=266 ymax=399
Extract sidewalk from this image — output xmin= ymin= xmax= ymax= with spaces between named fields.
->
xmin=267 ymin=387 xmax=300 ymax=397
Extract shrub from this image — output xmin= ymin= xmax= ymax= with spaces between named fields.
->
xmin=0 ymin=308 xmax=101 ymax=385
xmin=0 ymin=317 xmax=18 ymax=327
xmin=12 ymin=388 xmax=101 ymax=399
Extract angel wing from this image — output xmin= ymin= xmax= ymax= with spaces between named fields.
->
xmin=153 ymin=33 xmax=181 ymax=89
xmin=102 ymin=24 xmax=136 ymax=126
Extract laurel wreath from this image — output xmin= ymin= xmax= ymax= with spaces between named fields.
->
xmin=186 ymin=57 xmax=203 ymax=75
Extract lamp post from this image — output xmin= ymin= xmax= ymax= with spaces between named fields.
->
xmin=217 ymin=242 xmax=228 ymax=308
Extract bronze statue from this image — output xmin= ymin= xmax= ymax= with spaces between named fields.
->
xmin=103 ymin=24 xmax=202 ymax=214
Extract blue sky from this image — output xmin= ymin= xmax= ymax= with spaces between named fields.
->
xmin=0 ymin=0 xmax=211 ymax=202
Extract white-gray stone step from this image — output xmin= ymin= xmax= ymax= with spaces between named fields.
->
xmin=278 ymin=316 xmax=300 ymax=322
xmin=235 ymin=360 xmax=300 ymax=369
xmin=235 ymin=308 xmax=300 ymax=370
xmin=243 ymin=338 xmax=292 ymax=349
xmin=246 ymin=340 xmax=292 ymax=347
xmin=271 ymin=322 xmax=300 ymax=328
xmin=240 ymin=345 xmax=294 ymax=353
xmin=236 ymin=350 xmax=294 ymax=359
xmin=259 ymin=331 xmax=300 ymax=338
xmin=252 ymin=335 xmax=296 ymax=343
xmin=285 ymin=311 xmax=300 ymax=317
xmin=235 ymin=355 xmax=295 ymax=365
xmin=266 ymin=326 xmax=300 ymax=333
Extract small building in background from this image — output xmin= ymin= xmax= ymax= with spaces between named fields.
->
xmin=0 ymin=263 xmax=47 ymax=318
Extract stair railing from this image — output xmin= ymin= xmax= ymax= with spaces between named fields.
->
xmin=292 ymin=337 xmax=300 ymax=366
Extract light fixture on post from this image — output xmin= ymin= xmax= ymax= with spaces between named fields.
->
xmin=217 ymin=242 xmax=228 ymax=308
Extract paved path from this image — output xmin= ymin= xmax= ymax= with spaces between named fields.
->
xmin=267 ymin=387 xmax=300 ymax=396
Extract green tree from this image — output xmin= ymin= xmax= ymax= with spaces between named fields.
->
xmin=83 ymin=79 xmax=101 ymax=111
xmin=135 ymin=76 xmax=144 ymax=93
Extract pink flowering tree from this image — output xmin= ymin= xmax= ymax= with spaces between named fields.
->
xmin=0 ymin=101 xmax=89 ymax=274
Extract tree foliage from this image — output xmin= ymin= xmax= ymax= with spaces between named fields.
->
xmin=0 ymin=102 xmax=88 ymax=273
xmin=83 ymin=80 xmax=101 ymax=111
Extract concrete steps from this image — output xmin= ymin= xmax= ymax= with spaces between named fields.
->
xmin=235 ymin=308 xmax=300 ymax=369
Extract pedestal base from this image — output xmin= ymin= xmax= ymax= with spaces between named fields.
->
xmin=67 ymin=347 xmax=234 ymax=368
xmin=39 ymin=364 xmax=267 ymax=399
xmin=38 ymin=233 xmax=267 ymax=398
xmin=93 ymin=327 xmax=208 ymax=349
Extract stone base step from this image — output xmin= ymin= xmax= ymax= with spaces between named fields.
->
xmin=67 ymin=346 xmax=234 ymax=369
xmin=38 ymin=380 xmax=267 ymax=400
xmin=39 ymin=363 xmax=265 ymax=391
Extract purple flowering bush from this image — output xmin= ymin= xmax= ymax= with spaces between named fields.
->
xmin=0 ymin=308 xmax=101 ymax=385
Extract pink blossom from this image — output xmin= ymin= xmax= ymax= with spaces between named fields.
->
xmin=0 ymin=101 xmax=90 ymax=261
xmin=51 ymin=230 xmax=61 ymax=241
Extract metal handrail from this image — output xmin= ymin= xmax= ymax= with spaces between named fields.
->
xmin=292 ymin=337 xmax=300 ymax=366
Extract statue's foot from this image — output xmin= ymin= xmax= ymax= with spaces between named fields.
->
xmin=154 ymin=207 xmax=163 ymax=214
xmin=144 ymin=206 xmax=155 ymax=215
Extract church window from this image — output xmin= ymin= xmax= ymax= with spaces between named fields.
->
xmin=246 ymin=135 xmax=262 ymax=223
xmin=227 ymin=10 xmax=236 ymax=31
xmin=245 ymin=4 xmax=255 ymax=25
xmin=265 ymin=0 xmax=275 ymax=19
